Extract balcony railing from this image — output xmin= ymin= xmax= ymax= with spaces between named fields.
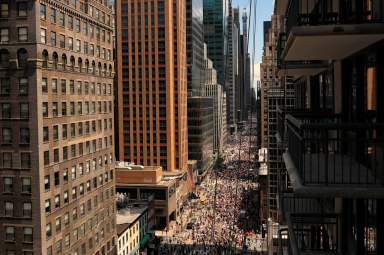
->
xmin=286 ymin=114 xmax=384 ymax=186
xmin=277 ymin=108 xmax=334 ymax=143
xmin=286 ymin=0 xmax=384 ymax=35
xmin=285 ymin=213 xmax=340 ymax=255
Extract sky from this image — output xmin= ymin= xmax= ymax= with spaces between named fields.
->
xmin=232 ymin=0 xmax=274 ymax=85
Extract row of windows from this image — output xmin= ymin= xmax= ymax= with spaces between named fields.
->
xmin=0 ymin=77 xmax=28 ymax=95
xmin=42 ymin=51 xmax=113 ymax=76
xmin=0 ymin=27 xmax=28 ymax=43
xmin=46 ymin=216 xmax=115 ymax=255
xmin=1 ymin=152 xmax=31 ymax=169
xmin=0 ymin=1 xmax=28 ymax=18
xmin=41 ymin=78 xmax=112 ymax=96
xmin=42 ymin=101 xmax=113 ymax=118
xmin=3 ymin=225 xmax=33 ymax=243
xmin=40 ymin=2 xmax=112 ymax=29
xmin=45 ymin=203 xmax=114 ymax=242
xmin=2 ymin=200 xmax=32 ymax=218
xmin=1 ymin=127 xmax=30 ymax=145
xmin=44 ymin=171 xmax=114 ymax=216
xmin=43 ymin=119 xmax=112 ymax=143
xmin=44 ymin=159 xmax=113 ymax=191
xmin=0 ymin=103 xmax=29 ymax=119
xmin=39 ymin=28 xmax=112 ymax=61
xmin=43 ymin=136 xmax=113 ymax=166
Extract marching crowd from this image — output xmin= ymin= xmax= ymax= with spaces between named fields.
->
xmin=159 ymin=131 xmax=259 ymax=254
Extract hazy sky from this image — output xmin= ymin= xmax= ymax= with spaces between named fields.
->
xmin=232 ymin=0 xmax=273 ymax=83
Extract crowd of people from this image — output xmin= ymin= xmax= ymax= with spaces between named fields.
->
xmin=159 ymin=130 xmax=259 ymax=254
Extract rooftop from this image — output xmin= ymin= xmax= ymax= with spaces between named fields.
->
xmin=116 ymin=206 xmax=147 ymax=236
xmin=115 ymin=161 xmax=162 ymax=171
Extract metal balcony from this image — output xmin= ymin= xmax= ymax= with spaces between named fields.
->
xmin=282 ymin=0 xmax=384 ymax=62
xmin=277 ymin=108 xmax=334 ymax=144
xmin=284 ymin=213 xmax=341 ymax=255
xmin=283 ymin=113 xmax=384 ymax=198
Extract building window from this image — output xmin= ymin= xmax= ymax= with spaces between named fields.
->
xmin=75 ymin=18 xmax=80 ymax=32
xmin=40 ymin=3 xmax=46 ymax=19
xmin=55 ymin=217 xmax=61 ymax=232
xmin=55 ymin=194 xmax=60 ymax=208
xmin=21 ymin=177 xmax=31 ymax=193
xmin=2 ymin=152 xmax=12 ymax=168
xmin=64 ymin=191 xmax=68 ymax=204
xmin=0 ymin=28 xmax=8 ymax=43
xmin=1 ymin=103 xmax=10 ymax=119
xmin=46 ymin=223 xmax=52 ymax=240
xmin=44 ymin=175 xmax=50 ymax=191
xmin=5 ymin=226 xmax=15 ymax=241
xmin=3 ymin=177 xmax=12 ymax=193
xmin=43 ymin=127 xmax=48 ymax=142
xmin=19 ymin=103 xmax=29 ymax=119
xmin=52 ymin=102 xmax=58 ymax=117
xmin=17 ymin=48 xmax=28 ymax=68
xmin=68 ymin=15 xmax=73 ymax=29
xmin=42 ymin=102 xmax=48 ymax=117
xmin=60 ymin=34 xmax=65 ymax=48
xmin=19 ymin=78 xmax=28 ymax=95
xmin=17 ymin=2 xmax=27 ymax=17
xmin=51 ymin=7 xmax=56 ymax=23
xmin=0 ymin=78 xmax=9 ymax=95
xmin=5 ymin=201 xmax=13 ymax=216
xmin=70 ymin=102 xmax=75 ymax=115
xmin=40 ymin=28 xmax=46 ymax=44
xmin=54 ymin=148 xmax=59 ymax=163
xmin=20 ymin=128 xmax=30 ymax=144
xmin=68 ymin=37 xmax=73 ymax=50
xmin=51 ymin=31 xmax=56 ymax=46
xmin=59 ymin=11 xmax=65 ymax=26
xmin=2 ymin=127 xmax=12 ymax=144
xmin=20 ymin=152 xmax=31 ymax=168
xmin=41 ymin=77 xmax=48 ymax=93
xmin=18 ymin=27 xmax=28 ymax=41
xmin=23 ymin=227 xmax=33 ymax=243
xmin=62 ymin=124 xmax=67 ymax=140
xmin=0 ymin=2 xmax=9 ymax=17
xmin=55 ymin=240 xmax=62 ymax=254
xmin=64 ymin=233 xmax=70 ymax=247
xmin=63 ymin=169 xmax=68 ymax=183
xmin=75 ymin=39 xmax=81 ymax=52
xmin=44 ymin=150 xmax=49 ymax=166
xmin=23 ymin=202 xmax=32 ymax=217
xmin=64 ymin=212 xmax=69 ymax=226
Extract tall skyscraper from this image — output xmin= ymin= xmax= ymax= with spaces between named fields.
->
xmin=186 ymin=0 xmax=205 ymax=96
xmin=0 ymin=1 xmax=116 ymax=254
xmin=202 ymin=45 xmax=227 ymax=154
xmin=238 ymin=11 xmax=251 ymax=122
xmin=116 ymin=0 xmax=188 ymax=171
xmin=203 ymin=0 xmax=228 ymax=87
xmin=226 ymin=5 xmax=240 ymax=132
xmin=186 ymin=0 xmax=215 ymax=173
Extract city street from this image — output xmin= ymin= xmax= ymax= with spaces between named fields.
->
xmin=159 ymin=129 xmax=262 ymax=254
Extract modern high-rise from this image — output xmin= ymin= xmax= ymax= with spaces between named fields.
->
xmin=186 ymin=0 xmax=205 ymax=96
xmin=203 ymin=0 xmax=228 ymax=87
xmin=0 ymin=1 xmax=116 ymax=254
xmin=227 ymin=5 xmax=240 ymax=132
xmin=203 ymin=45 xmax=227 ymax=154
xmin=238 ymin=11 xmax=251 ymax=122
xmin=115 ymin=0 xmax=188 ymax=171
xmin=187 ymin=97 xmax=214 ymax=172
xmin=271 ymin=1 xmax=384 ymax=254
